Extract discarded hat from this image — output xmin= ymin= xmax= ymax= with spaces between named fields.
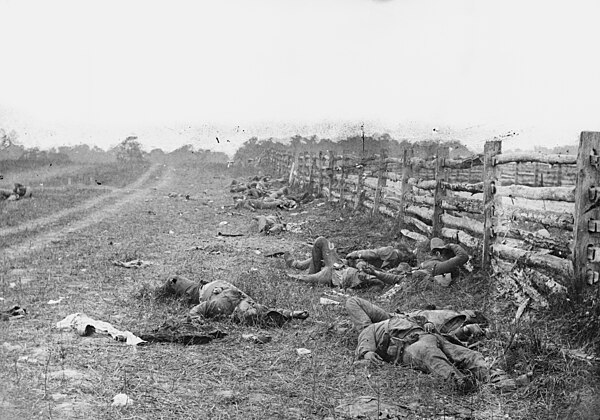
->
xmin=430 ymin=238 xmax=446 ymax=252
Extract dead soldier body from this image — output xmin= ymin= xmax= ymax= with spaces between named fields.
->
xmin=346 ymin=297 xmax=523 ymax=392
xmin=362 ymin=238 xmax=469 ymax=288
xmin=160 ymin=276 xmax=309 ymax=326
xmin=284 ymin=236 xmax=389 ymax=290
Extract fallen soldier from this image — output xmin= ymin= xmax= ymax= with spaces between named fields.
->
xmin=235 ymin=197 xmax=298 ymax=211
xmin=159 ymin=276 xmax=309 ymax=326
xmin=363 ymin=238 xmax=469 ymax=288
xmin=1 ymin=183 xmax=33 ymax=201
xmin=346 ymin=244 xmax=417 ymax=270
xmin=284 ymin=236 xmax=386 ymax=290
xmin=346 ymin=297 xmax=525 ymax=392
xmin=255 ymin=214 xmax=285 ymax=235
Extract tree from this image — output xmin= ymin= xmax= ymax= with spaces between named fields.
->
xmin=115 ymin=136 xmax=146 ymax=163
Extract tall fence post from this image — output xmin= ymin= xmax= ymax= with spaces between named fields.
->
xmin=317 ymin=152 xmax=323 ymax=196
xmin=482 ymin=140 xmax=502 ymax=271
xmin=354 ymin=157 xmax=365 ymax=212
xmin=572 ymin=131 xmax=600 ymax=299
xmin=432 ymin=146 xmax=449 ymax=238
xmin=395 ymin=149 xmax=413 ymax=230
xmin=328 ymin=151 xmax=335 ymax=203
xmin=306 ymin=152 xmax=313 ymax=193
xmin=299 ymin=152 xmax=306 ymax=190
xmin=372 ymin=150 xmax=388 ymax=218
xmin=339 ymin=152 xmax=346 ymax=208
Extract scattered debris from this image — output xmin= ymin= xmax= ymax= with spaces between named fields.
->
xmin=242 ymin=333 xmax=272 ymax=344
xmin=1 ymin=305 xmax=27 ymax=321
xmin=264 ymin=251 xmax=285 ymax=258
xmin=138 ymin=317 xmax=226 ymax=345
xmin=47 ymin=297 xmax=66 ymax=305
xmin=113 ymin=259 xmax=153 ymax=269
xmin=513 ymin=298 xmax=530 ymax=323
xmin=111 ymin=393 xmax=133 ymax=407
xmin=217 ymin=232 xmax=244 ymax=237
xmin=320 ymin=297 xmax=341 ymax=306
xmin=56 ymin=313 xmax=146 ymax=346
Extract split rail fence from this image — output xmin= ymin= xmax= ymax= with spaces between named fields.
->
xmin=264 ymin=132 xmax=600 ymax=300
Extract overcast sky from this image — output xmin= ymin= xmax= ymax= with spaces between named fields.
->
xmin=1 ymin=0 xmax=599 ymax=156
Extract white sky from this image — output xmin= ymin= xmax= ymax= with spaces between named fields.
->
xmin=1 ymin=0 xmax=599 ymax=156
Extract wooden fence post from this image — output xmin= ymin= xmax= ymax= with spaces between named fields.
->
xmin=556 ymin=164 xmax=563 ymax=186
xmin=514 ymin=162 xmax=520 ymax=185
xmin=288 ymin=153 xmax=296 ymax=186
xmin=482 ymin=140 xmax=502 ymax=270
xmin=317 ymin=151 xmax=323 ymax=196
xmin=372 ymin=150 xmax=388 ymax=218
xmin=432 ymin=146 xmax=449 ymax=238
xmin=354 ymin=156 xmax=365 ymax=212
xmin=533 ymin=162 xmax=539 ymax=187
xmin=339 ymin=152 xmax=346 ymax=208
xmin=328 ymin=151 xmax=335 ymax=203
xmin=297 ymin=152 xmax=303 ymax=189
xmin=572 ymin=131 xmax=600 ymax=300
xmin=395 ymin=149 xmax=413 ymax=230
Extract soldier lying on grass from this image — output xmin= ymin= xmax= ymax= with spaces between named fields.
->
xmin=284 ymin=236 xmax=417 ymax=290
xmin=0 ymin=182 xmax=32 ymax=201
xmin=360 ymin=237 xmax=470 ymax=288
xmin=158 ymin=276 xmax=309 ymax=326
xmin=346 ymin=296 xmax=526 ymax=393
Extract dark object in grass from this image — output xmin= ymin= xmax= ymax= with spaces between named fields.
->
xmin=139 ymin=316 xmax=227 ymax=345
xmin=264 ymin=251 xmax=285 ymax=258
xmin=243 ymin=333 xmax=272 ymax=344
xmin=0 ymin=305 xmax=27 ymax=321
xmin=217 ymin=232 xmax=244 ymax=237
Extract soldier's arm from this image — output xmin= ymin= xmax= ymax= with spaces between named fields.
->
xmin=347 ymin=249 xmax=379 ymax=261
xmin=431 ymin=244 xmax=469 ymax=276
xmin=370 ymin=269 xmax=405 ymax=285
xmin=355 ymin=325 xmax=379 ymax=359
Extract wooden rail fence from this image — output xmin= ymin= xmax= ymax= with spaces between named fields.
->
xmin=264 ymin=133 xmax=600 ymax=301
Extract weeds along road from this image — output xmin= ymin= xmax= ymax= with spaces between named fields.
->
xmin=0 ymin=163 xmax=171 ymax=260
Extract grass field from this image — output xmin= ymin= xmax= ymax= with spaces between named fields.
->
xmin=0 ymin=161 xmax=598 ymax=419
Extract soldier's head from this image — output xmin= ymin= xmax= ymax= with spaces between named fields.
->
xmin=430 ymin=238 xmax=455 ymax=260
xmin=392 ymin=243 xmax=417 ymax=266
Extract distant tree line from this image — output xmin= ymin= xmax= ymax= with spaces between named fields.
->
xmin=233 ymin=133 xmax=474 ymax=165
xmin=0 ymin=130 xmax=228 ymax=167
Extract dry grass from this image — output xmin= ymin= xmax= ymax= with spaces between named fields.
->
xmin=0 ymin=162 xmax=598 ymax=419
